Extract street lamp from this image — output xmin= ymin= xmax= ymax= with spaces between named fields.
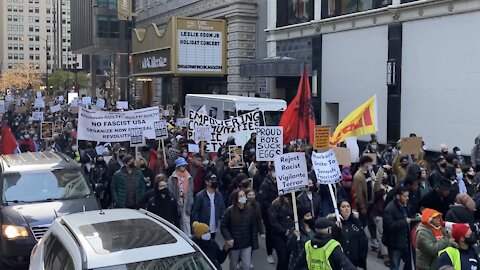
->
xmin=38 ymin=36 xmax=51 ymax=94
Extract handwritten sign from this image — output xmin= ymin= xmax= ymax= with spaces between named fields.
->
xmin=154 ymin=121 xmax=168 ymax=139
xmin=256 ymin=127 xmax=283 ymax=161
xmin=194 ymin=125 xmax=213 ymax=142
xmin=314 ymin=125 xmax=330 ymax=150
xmin=274 ymin=152 xmax=309 ymax=195
xmin=312 ymin=149 xmax=342 ymax=184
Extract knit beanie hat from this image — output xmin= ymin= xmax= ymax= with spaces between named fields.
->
xmin=451 ymin=223 xmax=470 ymax=242
xmin=192 ymin=221 xmax=210 ymax=239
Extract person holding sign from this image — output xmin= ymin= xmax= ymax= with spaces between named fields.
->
xmin=269 ymin=195 xmax=295 ymax=270
xmin=286 ymin=206 xmax=316 ymax=270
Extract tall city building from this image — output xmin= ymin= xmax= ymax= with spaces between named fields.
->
xmin=0 ymin=0 xmax=83 ymax=81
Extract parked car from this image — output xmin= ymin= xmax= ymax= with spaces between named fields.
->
xmin=29 ymin=208 xmax=216 ymax=270
xmin=0 ymin=152 xmax=100 ymax=267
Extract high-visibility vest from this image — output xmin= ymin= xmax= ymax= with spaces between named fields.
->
xmin=438 ymin=247 xmax=461 ymax=270
xmin=74 ymin=151 xmax=80 ymax=162
xmin=304 ymin=239 xmax=341 ymax=270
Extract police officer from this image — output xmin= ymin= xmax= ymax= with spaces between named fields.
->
xmin=303 ymin=217 xmax=356 ymax=270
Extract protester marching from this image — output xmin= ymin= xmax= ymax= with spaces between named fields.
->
xmin=1 ymin=66 xmax=480 ymax=270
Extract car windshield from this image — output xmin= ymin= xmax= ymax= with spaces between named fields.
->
xmin=2 ymin=169 xmax=91 ymax=203
xmin=92 ymin=252 xmax=215 ymax=270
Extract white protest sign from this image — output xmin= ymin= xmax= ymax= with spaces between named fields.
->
xmin=95 ymin=145 xmax=107 ymax=155
xmin=194 ymin=126 xmax=213 ymax=142
xmin=256 ymin=127 xmax=283 ymax=161
xmin=176 ymin=118 xmax=187 ymax=128
xmin=68 ymin=93 xmax=78 ymax=104
xmin=34 ymin=98 xmax=45 ymax=109
xmin=163 ymin=110 xmax=170 ymax=116
xmin=312 ymin=149 xmax=342 ymax=184
xmin=274 ymin=152 xmax=309 ymax=195
xmin=96 ymin=98 xmax=105 ymax=109
xmin=130 ymin=128 xmax=145 ymax=147
xmin=188 ymin=144 xmax=200 ymax=153
xmin=36 ymin=91 xmax=42 ymax=98
xmin=5 ymin=95 xmax=13 ymax=102
xmin=58 ymin=95 xmax=65 ymax=102
xmin=345 ymin=136 xmax=360 ymax=163
xmin=50 ymin=104 xmax=61 ymax=113
xmin=15 ymin=99 xmax=21 ymax=107
xmin=116 ymin=101 xmax=128 ymax=110
xmin=82 ymin=96 xmax=92 ymax=105
xmin=77 ymin=106 xmax=161 ymax=142
xmin=71 ymin=98 xmax=78 ymax=107
xmin=154 ymin=121 xmax=168 ymax=139
xmin=32 ymin=112 xmax=44 ymax=122
xmin=188 ymin=110 xmax=260 ymax=152
xmin=0 ymin=100 xmax=5 ymax=114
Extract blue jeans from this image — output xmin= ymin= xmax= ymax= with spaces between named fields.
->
xmin=388 ymin=248 xmax=413 ymax=270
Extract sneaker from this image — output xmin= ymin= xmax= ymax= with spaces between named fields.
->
xmin=267 ymin=255 xmax=275 ymax=264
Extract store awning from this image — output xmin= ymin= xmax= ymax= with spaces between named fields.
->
xmin=239 ymin=57 xmax=311 ymax=77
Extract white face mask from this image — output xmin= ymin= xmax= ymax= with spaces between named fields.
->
xmin=271 ymin=172 xmax=276 ymax=178
xmin=72 ymin=145 xmax=78 ymax=151
xmin=202 ymin=160 xmax=209 ymax=166
xmin=238 ymin=196 xmax=247 ymax=205
xmin=422 ymin=145 xmax=427 ymax=151
xmin=456 ymin=151 xmax=461 ymax=156
xmin=201 ymin=233 xmax=211 ymax=241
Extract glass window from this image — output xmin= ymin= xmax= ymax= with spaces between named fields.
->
xmin=322 ymin=0 xmax=391 ymax=18
xmin=19 ymin=6 xmax=23 ymax=12
xmin=97 ymin=15 xmax=119 ymax=38
xmin=35 ymin=16 xmax=39 ymax=23
xmin=13 ymin=25 xmax=18 ymax=31
xmin=8 ymin=53 xmax=13 ymax=60
xmin=277 ymin=0 xmax=314 ymax=27
xmin=35 ymin=7 xmax=39 ymax=13
xmin=19 ymin=54 xmax=24 ymax=60
xmin=46 ymin=8 xmax=51 ymax=14
xmin=43 ymin=234 xmax=74 ymax=270
xmin=19 ymin=25 xmax=23 ymax=32
xmin=2 ymin=169 xmax=91 ymax=203
xmin=97 ymin=0 xmax=117 ymax=9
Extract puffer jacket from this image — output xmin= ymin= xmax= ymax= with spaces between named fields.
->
xmin=111 ymin=167 xmax=146 ymax=208
xmin=269 ymin=200 xmax=295 ymax=236
xmin=258 ymin=176 xmax=278 ymax=227
xmin=221 ymin=205 xmax=258 ymax=250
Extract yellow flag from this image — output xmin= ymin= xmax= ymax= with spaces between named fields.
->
xmin=329 ymin=95 xmax=377 ymax=146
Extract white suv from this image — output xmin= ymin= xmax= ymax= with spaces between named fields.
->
xmin=29 ymin=209 xmax=216 ymax=270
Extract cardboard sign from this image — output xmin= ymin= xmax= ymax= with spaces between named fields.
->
xmin=194 ymin=125 xmax=213 ymax=142
xmin=229 ymin=146 xmax=244 ymax=169
xmin=188 ymin=144 xmax=200 ymax=153
xmin=314 ymin=125 xmax=331 ymax=150
xmin=176 ymin=118 xmax=187 ymax=128
xmin=331 ymin=147 xmax=351 ymax=166
xmin=274 ymin=152 xmax=309 ymax=195
xmin=96 ymin=98 xmax=105 ymax=109
xmin=32 ymin=112 xmax=44 ymax=122
xmin=163 ymin=110 xmax=170 ymax=116
xmin=82 ymin=97 xmax=92 ymax=105
xmin=401 ymin=137 xmax=423 ymax=155
xmin=116 ymin=101 xmax=128 ymax=110
xmin=168 ymin=148 xmax=181 ymax=164
xmin=130 ymin=128 xmax=145 ymax=147
xmin=34 ymin=98 xmax=45 ymax=109
xmin=68 ymin=93 xmax=78 ymax=104
xmin=363 ymin=153 xmax=378 ymax=165
xmin=16 ymin=107 xmax=27 ymax=114
xmin=5 ymin=95 xmax=13 ymax=102
xmin=154 ymin=121 xmax=168 ymax=139
xmin=312 ymin=149 xmax=342 ymax=184
xmin=50 ymin=104 xmax=61 ymax=113
xmin=256 ymin=127 xmax=283 ymax=161
xmin=41 ymin=122 xmax=53 ymax=139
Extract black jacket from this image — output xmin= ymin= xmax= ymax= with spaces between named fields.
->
xmin=297 ymin=192 xmax=322 ymax=219
xmin=145 ymin=192 xmax=180 ymax=227
xmin=193 ymin=238 xmax=228 ymax=270
xmin=445 ymin=204 xmax=477 ymax=234
xmin=418 ymin=190 xmax=454 ymax=216
xmin=269 ymin=201 xmax=295 ymax=236
xmin=258 ymin=176 xmax=278 ymax=227
xmin=334 ymin=217 xmax=368 ymax=266
xmin=221 ymin=205 xmax=258 ymax=250
xmin=383 ymin=200 xmax=412 ymax=250
xmin=296 ymin=234 xmax=357 ymax=270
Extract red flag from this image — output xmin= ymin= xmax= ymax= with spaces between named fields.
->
xmin=279 ymin=65 xmax=316 ymax=144
xmin=0 ymin=124 xmax=18 ymax=155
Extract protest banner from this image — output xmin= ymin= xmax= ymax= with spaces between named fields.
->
xmin=130 ymin=127 xmax=145 ymax=147
xmin=34 ymin=98 xmax=45 ymax=109
xmin=188 ymin=109 xmax=260 ymax=152
xmin=163 ymin=110 xmax=170 ymax=117
xmin=194 ymin=126 xmax=213 ymax=142
xmin=32 ymin=112 xmax=44 ymax=122
xmin=188 ymin=144 xmax=200 ymax=153
xmin=5 ymin=95 xmax=13 ymax=102
xmin=331 ymin=147 xmax=351 ymax=166
xmin=36 ymin=91 xmax=42 ymax=98
xmin=153 ymin=121 xmax=168 ymax=139
xmin=116 ymin=101 xmax=128 ymax=110
xmin=0 ymin=100 xmax=5 ymax=114
xmin=274 ymin=152 xmax=309 ymax=195
xmin=96 ymin=98 xmax=105 ymax=109
xmin=401 ymin=137 xmax=423 ymax=155
xmin=176 ymin=118 xmax=187 ymax=128
xmin=95 ymin=145 xmax=107 ymax=155
xmin=77 ymin=106 xmax=161 ymax=142
xmin=256 ymin=127 xmax=283 ymax=161
xmin=314 ymin=125 xmax=330 ymax=150
xmin=229 ymin=146 xmax=244 ymax=169
xmin=312 ymin=149 xmax=342 ymax=185
xmin=41 ymin=122 xmax=53 ymax=139
xmin=50 ymin=104 xmax=61 ymax=113
xmin=82 ymin=97 xmax=92 ymax=105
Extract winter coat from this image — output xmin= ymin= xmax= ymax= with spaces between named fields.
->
xmin=419 ymin=180 xmax=433 ymax=199
xmin=249 ymin=200 xmax=265 ymax=236
xmin=269 ymin=201 xmax=295 ymax=236
xmin=383 ymin=199 xmax=412 ymax=250
xmin=258 ymin=176 xmax=278 ymax=227
xmin=167 ymin=170 xmax=194 ymax=216
xmin=419 ymin=190 xmax=454 ymax=217
xmin=220 ymin=205 xmax=258 ymax=250
xmin=415 ymin=223 xmax=450 ymax=270
xmin=334 ymin=216 xmax=368 ymax=267
xmin=193 ymin=238 xmax=228 ymax=270
xmin=111 ymin=167 xmax=146 ymax=208
xmin=146 ymin=192 xmax=180 ymax=227
xmin=297 ymin=192 xmax=322 ymax=219
xmin=445 ymin=204 xmax=476 ymax=234
xmin=140 ymin=167 xmax=156 ymax=189
xmin=191 ymin=189 xmax=225 ymax=230
xmin=287 ymin=226 xmax=315 ymax=270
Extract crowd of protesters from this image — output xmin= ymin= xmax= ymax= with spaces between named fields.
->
xmin=1 ymin=95 xmax=480 ymax=270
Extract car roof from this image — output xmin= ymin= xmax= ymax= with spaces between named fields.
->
xmin=59 ymin=209 xmax=196 ymax=269
xmin=0 ymin=152 xmax=80 ymax=173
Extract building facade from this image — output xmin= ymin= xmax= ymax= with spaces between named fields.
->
xmin=0 ymin=0 xmax=83 ymax=78
xmin=265 ymin=0 xmax=480 ymax=152
xmin=132 ymin=0 xmax=266 ymax=107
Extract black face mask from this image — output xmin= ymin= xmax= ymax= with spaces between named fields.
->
xmin=440 ymin=163 xmax=447 ymax=168
xmin=140 ymin=164 xmax=146 ymax=169
xmin=156 ymin=188 xmax=169 ymax=196
xmin=209 ymin=181 xmax=219 ymax=189
xmin=128 ymin=163 xmax=135 ymax=169
xmin=304 ymin=218 xmax=315 ymax=228
xmin=118 ymin=154 xmax=126 ymax=160
xmin=465 ymin=235 xmax=477 ymax=246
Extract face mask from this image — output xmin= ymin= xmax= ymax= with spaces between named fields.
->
xmin=201 ymin=233 xmax=211 ymax=241
xmin=72 ymin=146 xmax=78 ymax=151
xmin=422 ymin=145 xmax=428 ymax=151
xmin=456 ymin=173 xmax=463 ymax=181
xmin=24 ymin=134 xmax=30 ymax=139
xmin=202 ymin=160 xmax=209 ymax=166
xmin=182 ymin=153 xmax=188 ymax=158
xmin=304 ymin=218 xmax=315 ymax=228
xmin=440 ymin=163 xmax=447 ymax=168
xmin=157 ymin=187 xmax=168 ymax=194
xmin=238 ymin=196 xmax=247 ymax=205
xmin=271 ymin=172 xmax=276 ymax=178
xmin=465 ymin=235 xmax=477 ymax=246
xmin=118 ymin=154 xmax=126 ymax=160
xmin=468 ymin=173 xmax=475 ymax=179
xmin=209 ymin=181 xmax=218 ymax=189
xmin=140 ymin=164 xmax=146 ymax=169
xmin=367 ymin=165 xmax=373 ymax=171
xmin=371 ymin=145 xmax=377 ymax=151
xmin=456 ymin=151 xmax=461 ymax=156
xmin=308 ymin=186 xmax=315 ymax=192
xmin=128 ymin=163 xmax=135 ymax=169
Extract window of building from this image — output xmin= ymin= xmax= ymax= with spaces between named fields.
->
xmin=35 ymin=54 xmax=40 ymax=60
xmin=7 ymin=44 xmax=13 ymax=50
xmin=35 ymin=35 xmax=39 ymax=41
xmin=28 ymin=7 xmax=33 ymax=13
xmin=19 ymin=44 xmax=23 ymax=50
xmin=277 ymin=0 xmax=314 ymax=27
xmin=29 ymin=26 xmax=33 ymax=32
xmin=97 ymin=15 xmax=119 ymax=38
xmin=12 ymin=25 xmax=19 ymax=31
xmin=19 ymin=54 xmax=24 ymax=60
xmin=46 ymin=17 xmax=51 ymax=23
xmin=13 ymin=6 xmax=18 ymax=12
xmin=7 ymin=64 xmax=13 ymax=69
xmin=7 ymin=15 xmax=12 ymax=21
xmin=29 ymin=44 xmax=34 ymax=50
xmin=35 ymin=45 xmax=40 ymax=51
xmin=8 ymin=54 xmax=13 ymax=60
xmin=19 ymin=6 xmax=23 ymax=12
xmin=34 ymin=26 xmax=39 ymax=32
xmin=47 ymin=0 xmax=51 ymax=4
xmin=35 ymin=16 xmax=39 ymax=23
xmin=97 ymin=0 xmax=117 ymax=9
xmin=13 ymin=44 xmax=18 ymax=50
xmin=321 ymin=0 xmax=391 ymax=18
xmin=13 ymin=53 xmax=19 ymax=60
xmin=7 ymin=35 xmax=13 ymax=40
xmin=19 ymin=25 xmax=23 ymax=32
xmin=46 ymin=26 xmax=51 ymax=33
xmin=7 ymin=6 xmax=13 ymax=12
xmin=35 ymin=7 xmax=39 ymax=13
xmin=46 ymin=8 xmax=51 ymax=14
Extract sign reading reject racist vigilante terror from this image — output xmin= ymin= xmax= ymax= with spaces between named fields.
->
xmin=274 ymin=152 xmax=309 ymax=195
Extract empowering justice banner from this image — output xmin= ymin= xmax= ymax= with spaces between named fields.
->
xmin=77 ymin=107 xmax=161 ymax=142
